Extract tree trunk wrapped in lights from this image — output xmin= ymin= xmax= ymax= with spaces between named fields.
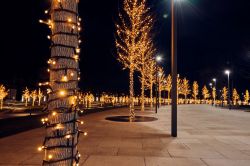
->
xmin=157 ymin=67 xmax=166 ymax=106
xmin=116 ymin=0 xmax=151 ymax=120
xmin=202 ymin=85 xmax=210 ymax=102
xmin=232 ymin=88 xmax=239 ymax=105
xmin=0 ymin=85 xmax=8 ymax=110
xmin=222 ymin=87 xmax=228 ymax=105
xmin=38 ymin=88 xmax=44 ymax=106
xmin=212 ymin=87 xmax=216 ymax=104
xmin=39 ymin=0 xmax=84 ymax=165
xmin=244 ymin=90 xmax=249 ymax=105
xmin=23 ymin=87 xmax=30 ymax=107
xmin=163 ymin=74 xmax=172 ymax=104
xmin=180 ymin=78 xmax=190 ymax=103
xmin=145 ymin=60 xmax=156 ymax=108
xmin=192 ymin=81 xmax=199 ymax=104
xmin=136 ymin=18 xmax=155 ymax=112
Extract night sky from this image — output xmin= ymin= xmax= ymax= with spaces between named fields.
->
xmin=0 ymin=0 xmax=249 ymax=96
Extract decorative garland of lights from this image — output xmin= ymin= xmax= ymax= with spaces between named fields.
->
xmin=38 ymin=0 xmax=86 ymax=165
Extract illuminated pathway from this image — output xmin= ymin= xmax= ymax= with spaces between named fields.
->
xmin=0 ymin=105 xmax=250 ymax=166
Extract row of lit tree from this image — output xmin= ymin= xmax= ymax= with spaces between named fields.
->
xmin=22 ymin=87 xmax=44 ymax=107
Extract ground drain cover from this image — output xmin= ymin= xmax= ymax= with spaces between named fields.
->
xmin=105 ymin=116 xmax=158 ymax=122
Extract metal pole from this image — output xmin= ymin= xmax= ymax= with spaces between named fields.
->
xmin=155 ymin=65 xmax=158 ymax=114
xmin=228 ymin=74 xmax=231 ymax=109
xmin=171 ymin=0 xmax=177 ymax=137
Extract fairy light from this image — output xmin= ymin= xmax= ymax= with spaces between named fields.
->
xmin=62 ymin=75 xmax=68 ymax=82
xmin=59 ymin=90 xmax=66 ymax=97
xmin=67 ymin=18 xmax=72 ymax=22
xmin=48 ymin=155 xmax=53 ymax=160
xmin=73 ymin=55 xmax=79 ymax=61
xmin=76 ymin=48 xmax=80 ymax=54
xmin=65 ymin=135 xmax=71 ymax=139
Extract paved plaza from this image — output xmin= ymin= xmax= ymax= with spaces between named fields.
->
xmin=0 ymin=105 xmax=250 ymax=166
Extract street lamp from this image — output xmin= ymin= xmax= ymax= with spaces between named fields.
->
xmin=170 ymin=0 xmax=186 ymax=138
xmin=212 ymin=78 xmax=217 ymax=105
xmin=155 ymin=55 xmax=162 ymax=114
xmin=224 ymin=70 xmax=231 ymax=109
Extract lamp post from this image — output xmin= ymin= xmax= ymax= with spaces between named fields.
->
xmin=212 ymin=78 xmax=217 ymax=105
xmin=225 ymin=70 xmax=231 ymax=109
xmin=171 ymin=0 xmax=178 ymax=137
xmin=155 ymin=55 xmax=162 ymax=114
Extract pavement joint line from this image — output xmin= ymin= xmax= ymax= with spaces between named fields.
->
xmin=81 ymin=155 xmax=90 ymax=166
xmin=200 ymin=158 xmax=210 ymax=166
xmin=143 ymin=156 xmax=147 ymax=166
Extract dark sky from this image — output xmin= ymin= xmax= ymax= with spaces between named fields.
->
xmin=0 ymin=0 xmax=249 ymax=95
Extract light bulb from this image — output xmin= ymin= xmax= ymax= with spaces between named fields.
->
xmin=59 ymin=90 xmax=66 ymax=96
xmin=62 ymin=76 xmax=68 ymax=82
xmin=76 ymin=48 xmax=80 ymax=54
xmin=48 ymin=155 xmax=53 ymax=160
xmin=38 ymin=146 xmax=43 ymax=151
xmin=68 ymin=18 xmax=72 ymax=22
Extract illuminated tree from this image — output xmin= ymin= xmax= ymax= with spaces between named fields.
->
xmin=163 ymin=74 xmax=172 ymax=102
xmin=180 ymin=78 xmax=190 ymax=102
xmin=192 ymin=81 xmax=199 ymax=103
xmin=202 ymin=86 xmax=210 ymax=100
xmin=222 ymin=87 xmax=228 ymax=103
xmin=145 ymin=59 xmax=156 ymax=108
xmin=0 ymin=85 xmax=8 ymax=110
xmin=31 ymin=90 xmax=38 ymax=107
xmin=232 ymin=88 xmax=239 ymax=105
xmin=244 ymin=90 xmax=249 ymax=104
xmin=38 ymin=88 xmax=44 ymax=106
xmin=158 ymin=67 xmax=166 ymax=105
xmin=116 ymin=0 xmax=152 ymax=120
xmin=177 ymin=75 xmax=182 ymax=100
xmin=38 ymin=0 xmax=85 ymax=165
xmin=136 ymin=20 xmax=155 ymax=111
xmin=23 ymin=87 xmax=30 ymax=107
xmin=212 ymin=87 xmax=216 ymax=104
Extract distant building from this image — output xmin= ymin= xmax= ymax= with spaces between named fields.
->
xmin=7 ymin=89 xmax=17 ymax=100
